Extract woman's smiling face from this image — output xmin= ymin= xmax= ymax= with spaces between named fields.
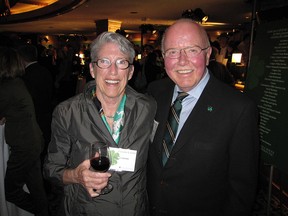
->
xmin=90 ymin=42 xmax=134 ymax=101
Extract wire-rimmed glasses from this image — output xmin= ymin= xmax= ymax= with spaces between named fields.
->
xmin=92 ymin=58 xmax=132 ymax=69
xmin=163 ymin=46 xmax=210 ymax=59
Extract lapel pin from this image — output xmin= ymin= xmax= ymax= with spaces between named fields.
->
xmin=207 ymin=106 xmax=213 ymax=112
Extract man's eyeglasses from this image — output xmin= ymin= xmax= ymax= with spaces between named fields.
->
xmin=163 ymin=46 xmax=210 ymax=59
xmin=92 ymin=58 xmax=132 ymax=70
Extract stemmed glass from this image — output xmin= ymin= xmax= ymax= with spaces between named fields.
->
xmin=90 ymin=141 xmax=113 ymax=194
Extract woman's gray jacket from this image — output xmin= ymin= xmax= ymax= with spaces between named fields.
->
xmin=44 ymin=81 xmax=156 ymax=216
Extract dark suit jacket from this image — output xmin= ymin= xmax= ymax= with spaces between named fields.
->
xmin=23 ymin=62 xmax=53 ymax=145
xmin=147 ymin=73 xmax=259 ymax=216
xmin=0 ymin=78 xmax=44 ymax=154
xmin=23 ymin=62 xmax=53 ymax=116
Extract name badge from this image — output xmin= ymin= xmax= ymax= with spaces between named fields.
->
xmin=109 ymin=147 xmax=137 ymax=172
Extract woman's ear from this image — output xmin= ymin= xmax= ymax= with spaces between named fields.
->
xmin=89 ymin=63 xmax=95 ymax=78
xmin=128 ymin=65 xmax=134 ymax=80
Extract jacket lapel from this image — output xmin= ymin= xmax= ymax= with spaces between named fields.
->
xmin=170 ymin=76 xmax=216 ymax=156
xmin=151 ymin=81 xmax=175 ymax=164
xmin=86 ymin=99 xmax=117 ymax=147
xmin=118 ymin=88 xmax=136 ymax=149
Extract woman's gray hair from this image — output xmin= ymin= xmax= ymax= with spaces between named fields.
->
xmin=90 ymin=32 xmax=135 ymax=63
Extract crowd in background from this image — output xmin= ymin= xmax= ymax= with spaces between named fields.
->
xmin=1 ymin=28 xmax=251 ymax=97
xmin=209 ymin=31 xmax=251 ymax=83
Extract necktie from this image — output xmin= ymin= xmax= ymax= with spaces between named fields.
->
xmin=162 ymin=92 xmax=188 ymax=165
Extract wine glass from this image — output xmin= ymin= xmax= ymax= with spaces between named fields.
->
xmin=90 ymin=141 xmax=113 ymax=194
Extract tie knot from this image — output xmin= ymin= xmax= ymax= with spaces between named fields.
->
xmin=176 ymin=92 xmax=188 ymax=102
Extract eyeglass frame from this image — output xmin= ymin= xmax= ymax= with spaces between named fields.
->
xmin=163 ymin=46 xmax=210 ymax=59
xmin=91 ymin=58 xmax=133 ymax=70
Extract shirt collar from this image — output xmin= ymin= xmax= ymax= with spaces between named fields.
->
xmin=174 ymin=68 xmax=210 ymax=100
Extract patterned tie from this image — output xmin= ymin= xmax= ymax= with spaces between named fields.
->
xmin=162 ymin=92 xmax=188 ymax=165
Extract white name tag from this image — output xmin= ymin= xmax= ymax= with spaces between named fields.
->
xmin=109 ymin=147 xmax=137 ymax=172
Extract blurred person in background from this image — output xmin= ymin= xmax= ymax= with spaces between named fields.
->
xmin=17 ymin=44 xmax=54 ymax=161
xmin=0 ymin=46 xmax=49 ymax=216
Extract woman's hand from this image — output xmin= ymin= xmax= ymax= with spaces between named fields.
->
xmin=63 ymin=159 xmax=111 ymax=197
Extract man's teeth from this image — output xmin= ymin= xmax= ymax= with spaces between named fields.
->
xmin=106 ymin=80 xmax=119 ymax=84
xmin=177 ymin=70 xmax=192 ymax=74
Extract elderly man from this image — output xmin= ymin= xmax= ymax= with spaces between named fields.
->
xmin=147 ymin=19 xmax=259 ymax=216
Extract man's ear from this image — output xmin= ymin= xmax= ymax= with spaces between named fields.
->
xmin=206 ymin=47 xmax=212 ymax=66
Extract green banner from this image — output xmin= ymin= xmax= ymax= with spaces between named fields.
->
xmin=245 ymin=19 xmax=288 ymax=174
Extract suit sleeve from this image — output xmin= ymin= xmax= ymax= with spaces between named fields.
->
xmin=43 ymin=105 xmax=72 ymax=186
xmin=224 ymin=99 xmax=259 ymax=215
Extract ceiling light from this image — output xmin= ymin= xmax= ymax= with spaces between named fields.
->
xmin=181 ymin=8 xmax=209 ymax=23
xmin=194 ymin=8 xmax=209 ymax=23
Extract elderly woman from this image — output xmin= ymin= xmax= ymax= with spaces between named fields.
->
xmin=44 ymin=32 xmax=156 ymax=216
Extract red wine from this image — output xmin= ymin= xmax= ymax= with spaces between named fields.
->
xmin=90 ymin=156 xmax=110 ymax=172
